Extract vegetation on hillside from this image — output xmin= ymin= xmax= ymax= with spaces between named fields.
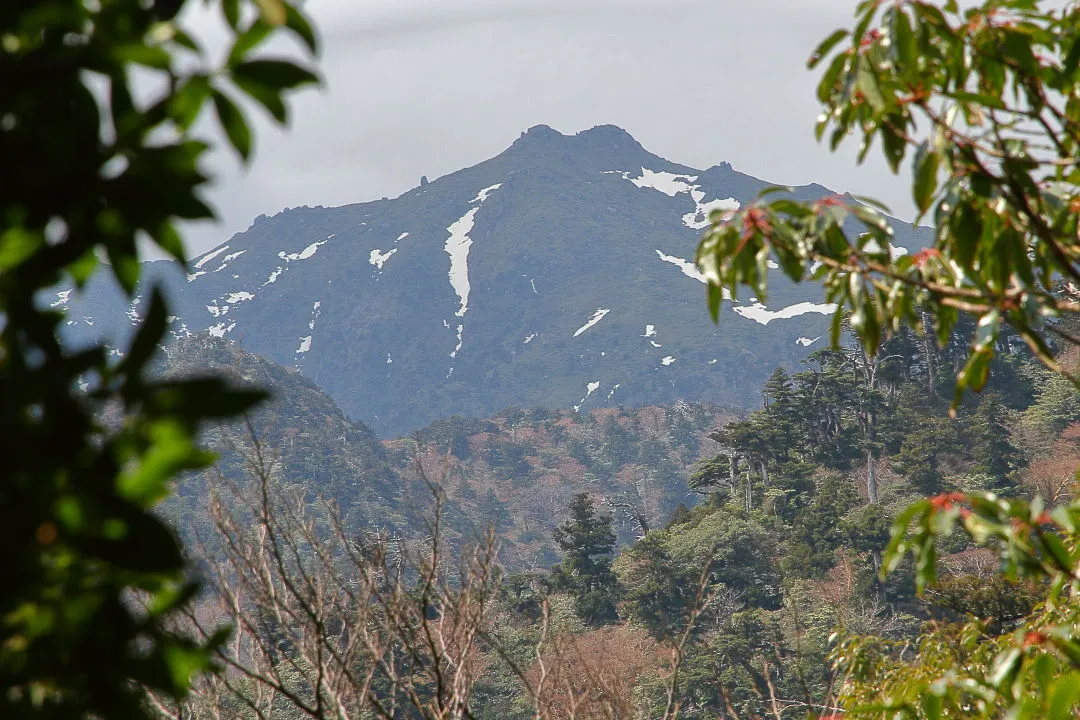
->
xmin=161 ymin=333 xmax=1080 ymax=719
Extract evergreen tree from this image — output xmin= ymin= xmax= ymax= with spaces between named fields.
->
xmin=969 ymin=393 xmax=1024 ymax=490
xmin=551 ymin=493 xmax=620 ymax=626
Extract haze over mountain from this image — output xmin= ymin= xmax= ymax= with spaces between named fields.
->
xmin=57 ymin=124 xmax=931 ymax=436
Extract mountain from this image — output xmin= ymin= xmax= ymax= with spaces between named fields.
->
xmin=157 ymin=333 xmax=731 ymax=568
xmin=55 ymin=124 xmax=932 ymax=436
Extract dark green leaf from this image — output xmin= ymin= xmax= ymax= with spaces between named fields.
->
xmin=212 ymin=89 xmax=251 ymax=162
xmin=232 ymin=59 xmax=319 ymax=90
xmin=118 ymin=287 xmax=169 ymax=379
xmin=284 ymin=2 xmax=319 ymax=54
xmin=809 ymin=28 xmax=849 ymax=68
xmin=912 ymin=141 xmax=940 ymax=217
xmin=228 ymin=20 xmax=274 ymax=66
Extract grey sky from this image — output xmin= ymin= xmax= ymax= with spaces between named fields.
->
xmin=181 ymin=0 xmax=915 ymax=257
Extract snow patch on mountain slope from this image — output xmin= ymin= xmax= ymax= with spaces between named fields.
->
xmin=660 ymin=356 xmax=676 ymax=366
xmin=212 ymin=250 xmax=247 ymax=273
xmin=573 ymin=380 xmax=602 ymax=412
xmin=523 ymin=333 xmax=537 ymax=344
xmin=611 ymin=168 xmax=739 ymax=230
xmin=628 ymin=168 xmax=697 ymax=196
xmin=226 ymin=291 xmax=255 ymax=304
xmin=397 ymin=232 xmax=409 ymax=242
xmin=444 ymin=184 xmax=502 ymax=366
xmin=683 ymin=197 xmax=740 ymax=230
xmin=209 ymin=321 xmax=236 ymax=338
xmin=655 ymin=250 xmax=706 ymax=283
xmin=194 ymin=245 xmax=230 ymax=269
xmin=643 ymin=324 xmax=656 ymax=337
xmin=472 ymin=184 xmax=502 ymax=203
xmin=279 ymin=237 xmax=329 ymax=262
xmin=296 ymin=336 xmax=312 ymax=354
xmin=863 ymin=239 xmax=910 ymax=259
xmin=125 ymin=296 xmax=141 ymax=326
xmin=733 ymin=301 xmax=836 ymax=326
xmin=573 ymin=308 xmax=610 ymax=337
xmin=796 ymin=336 xmax=821 ymax=347
xmin=369 ymin=247 xmax=398 ymax=270
xmin=262 ymin=267 xmax=284 ymax=286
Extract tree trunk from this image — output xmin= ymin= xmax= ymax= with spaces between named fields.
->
xmin=759 ymin=458 xmax=769 ymax=490
xmin=867 ymin=449 xmax=879 ymax=505
xmin=745 ymin=467 xmax=753 ymax=513
xmin=922 ymin=312 xmax=937 ymax=398
xmin=728 ymin=453 xmax=738 ymax=495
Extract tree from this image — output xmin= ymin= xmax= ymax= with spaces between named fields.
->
xmin=1 ymin=0 xmax=317 ymax=715
xmin=551 ymin=494 xmax=620 ymax=626
xmin=696 ymin=0 xmax=1080 ymax=404
xmin=691 ymin=1 xmax=1080 ymax=715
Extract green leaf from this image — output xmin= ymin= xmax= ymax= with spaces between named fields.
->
xmin=113 ymin=43 xmax=171 ymax=70
xmin=912 ymin=141 xmax=940 ymax=217
xmin=707 ymin=282 xmax=725 ymax=324
xmin=974 ymin=310 xmax=1000 ymax=351
xmin=118 ymin=287 xmax=169 ymax=379
xmin=988 ymin=647 xmax=1023 ymax=690
xmin=921 ymin=691 xmax=943 ymax=720
xmin=880 ymin=116 xmax=907 ymax=173
xmin=0 ymin=227 xmax=41 ymax=270
xmin=231 ymin=75 xmax=287 ymax=123
xmin=221 ymin=0 xmax=240 ymax=29
xmin=168 ymin=75 xmax=211 ymax=131
xmin=890 ymin=8 xmax=917 ymax=70
xmin=228 ymin=20 xmax=274 ymax=66
xmin=284 ymin=2 xmax=319 ymax=54
xmin=212 ymin=89 xmax=251 ymax=162
xmin=117 ymin=420 xmax=212 ymax=506
xmin=232 ymin=59 xmax=319 ymax=90
xmin=1049 ymin=674 xmax=1080 ymax=720
xmin=1038 ymin=531 xmax=1074 ymax=575
xmin=856 ymin=56 xmax=886 ymax=113
xmin=1062 ymin=36 xmax=1080 ymax=81
xmin=809 ymin=28 xmax=849 ymax=68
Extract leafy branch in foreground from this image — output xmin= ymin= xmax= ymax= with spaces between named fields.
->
xmin=831 ymin=491 xmax=1080 ymax=719
xmin=1 ymin=0 xmax=317 ymax=716
xmin=696 ymin=0 xmax=1080 ymax=405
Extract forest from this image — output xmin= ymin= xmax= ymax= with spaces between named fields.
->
xmin=151 ymin=322 xmax=1080 ymax=719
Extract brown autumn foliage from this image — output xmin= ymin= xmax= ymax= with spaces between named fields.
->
xmin=1023 ymin=422 xmax=1080 ymax=505
xmin=530 ymin=625 xmax=664 ymax=720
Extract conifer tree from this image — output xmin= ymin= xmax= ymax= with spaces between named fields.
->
xmin=551 ymin=493 xmax=620 ymax=626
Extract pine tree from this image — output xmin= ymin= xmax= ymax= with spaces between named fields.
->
xmin=551 ymin=493 xmax=620 ymax=626
xmin=970 ymin=393 xmax=1024 ymax=491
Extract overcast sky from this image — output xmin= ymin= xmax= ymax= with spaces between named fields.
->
xmin=179 ymin=0 xmax=916 ymax=257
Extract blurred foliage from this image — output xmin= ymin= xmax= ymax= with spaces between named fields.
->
xmin=0 ymin=0 xmax=317 ymax=715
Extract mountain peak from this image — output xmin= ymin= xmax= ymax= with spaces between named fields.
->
xmin=513 ymin=124 xmax=567 ymax=145
xmin=573 ymin=124 xmax=644 ymax=152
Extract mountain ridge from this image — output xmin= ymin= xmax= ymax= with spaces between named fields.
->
xmin=57 ymin=124 xmax=932 ymax=435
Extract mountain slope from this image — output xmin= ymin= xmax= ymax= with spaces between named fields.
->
xmin=156 ymin=333 xmax=732 ymax=568
xmin=59 ymin=124 xmax=931 ymax=435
